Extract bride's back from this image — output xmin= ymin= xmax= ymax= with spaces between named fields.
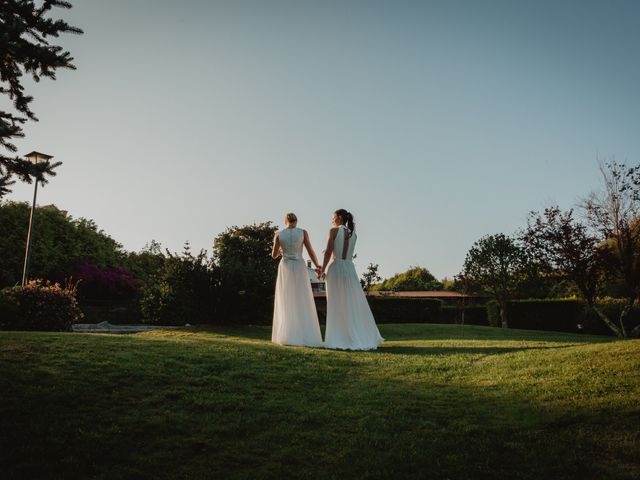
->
xmin=279 ymin=227 xmax=304 ymax=259
xmin=333 ymin=226 xmax=356 ymax=261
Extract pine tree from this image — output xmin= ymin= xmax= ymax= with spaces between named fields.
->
xmin=0 ymin=0 xmax=82 ymax=198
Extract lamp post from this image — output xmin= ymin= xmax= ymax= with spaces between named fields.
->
xmin=21 ymin=151 xmax=54 ymax=286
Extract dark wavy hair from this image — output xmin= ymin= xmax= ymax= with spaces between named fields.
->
xmin=334 ymin=209 xmax=355 ymax=234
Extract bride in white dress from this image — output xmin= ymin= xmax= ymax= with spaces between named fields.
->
xmin=271 ymin=212 xmax=323 ymax=347
xmin=320 ymin=209 xmax=383 ymax=350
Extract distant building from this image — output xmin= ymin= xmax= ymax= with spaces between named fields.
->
xmin=313 ymin=288 xmax=486 ymax=305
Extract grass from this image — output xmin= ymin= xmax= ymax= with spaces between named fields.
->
xmin=1 ymin=323 xmax=639 ymax=479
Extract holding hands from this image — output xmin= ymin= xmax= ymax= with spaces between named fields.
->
xmin=315 ymin=248 xmax=328 ymax=280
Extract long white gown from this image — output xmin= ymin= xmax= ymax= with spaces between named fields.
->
xmin=324 ymin=226 xmax=384 ymax=350
xmin=272 ymin=227 xmax=323 ymax=347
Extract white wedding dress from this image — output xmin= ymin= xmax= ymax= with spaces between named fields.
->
xmin=272 ymin=227 xmax=323 ymax=347
xmin=324 ymin=226 xmax=384 ymax=350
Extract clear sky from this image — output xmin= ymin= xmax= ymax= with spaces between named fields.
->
xmin=5 ymin=0 xmax=640 ymax=280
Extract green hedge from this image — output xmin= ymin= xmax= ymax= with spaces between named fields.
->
xmin=0 ymin=280 xmax=84 ymax=332
xmin=486 ymin=298 xmax=640 ymax=335
xmin=367 ymin=297 xmax=443 ymax=323
xmin=441 ymin=306 xmax=489 ymax=326
xmin=507 ymin=299 xmax=582 ymax=333
xmin=0 ymin=290 xmax=18 ymax=325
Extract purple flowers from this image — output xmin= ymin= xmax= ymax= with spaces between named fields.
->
xmin=73 ymin=261 xmax=139 ymax=302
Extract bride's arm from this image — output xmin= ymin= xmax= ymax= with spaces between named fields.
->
xmin=271 ymin=232 xmax=282 ymax=259
xmin=303 ymin=230 xmax=320 ymax=268
xmin=320 ymin=228 xmax=338 ymax=274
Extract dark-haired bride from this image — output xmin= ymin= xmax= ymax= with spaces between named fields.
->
xmin=319 ymin=209 xmax=383 ymax=350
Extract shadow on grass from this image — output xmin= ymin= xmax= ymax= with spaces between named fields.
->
xmin=378 ymin=323 xmax=616 ymax=343
xmin=184 ymin=323 xmax=616 ymax=346
xmin=377 ymin=344 xmax=581 ymax=356
xmin=146 ymin=327 xmax=588 ymax=359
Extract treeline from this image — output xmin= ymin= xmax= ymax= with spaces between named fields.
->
xmin=456 ymin=161 xmax=640 ymax=338
xmin=0 ymin=202 xmax=278 ymax=325
xmin=366 ymin=160 xmax=640 ymax=339
xmin=4 ymin=159 xmax=640 ymax=338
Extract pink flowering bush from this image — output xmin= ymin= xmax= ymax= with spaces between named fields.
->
xmin=0 ymin=279 xmax=84 ymax=331
xmin=72 ymin=261 xmax=139 ymax=303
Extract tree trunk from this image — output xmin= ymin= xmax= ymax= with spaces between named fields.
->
xmin=499 ymin=300 xmax=508 ymax=328
xmin=619 ymin=298 xmax=633 ymax=338
xmin=591 ymin=304 xmax=624 ymax=338
xmin=630 ymin=323 xmax=640 ymax=338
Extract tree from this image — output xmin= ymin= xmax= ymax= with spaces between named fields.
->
xmin=441 ymin=277 xmax=456 ymax=291
xmin=376 ymin=266 xmax=443 ymax=291
xmin=0 ymin=1 xmax=82 ymax=197
xmin=522 ymin=161 xmax=640 ymax=338
xmin=0 ymin=201 xmax=124 ymax=286
xmin=360 ymin=263 xmax=381 ymax=292
xmin=523 ymin=206 xmax=619 ymax=333
xmin=213 ymin=222 xmax=278 ymax=323
xmin=460 ymin=233 xmax=529 ymax=328
xmin=581 ymin=161 xmax=640 ymax=337
xmin=123 ymin=240 xmax=167 ymax=287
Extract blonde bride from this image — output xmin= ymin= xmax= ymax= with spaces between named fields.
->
xmin=271 ymin=212 xmax=323 ymax=347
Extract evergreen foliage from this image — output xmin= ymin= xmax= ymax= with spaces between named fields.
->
xmin=0 ymin=0 xmax=82 ymax=197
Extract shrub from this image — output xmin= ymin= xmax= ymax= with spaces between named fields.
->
xmin=73 ymin=261 xmax=139 ymax=303
xmin=140 ymin=246 xmax=219 ymax=326
xmin=0 ymin=290 xmax=18 ymax=324
xmin=367 ymin=297 xmax=443 ymax=323
xmin=0 ymin=279 xmax=83 ymax=331
xmin=504 ymin=299 xmax=582 ymax=333
xmin=213 ymin=223 xmax=278 ymax=324
xmin=441 ymin=306 xmax=489 ymax=326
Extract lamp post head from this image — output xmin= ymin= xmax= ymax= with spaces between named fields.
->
xmin=24 ymin=151 xmax=54 ymax=164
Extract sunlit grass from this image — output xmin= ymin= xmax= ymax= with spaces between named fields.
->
xmin=1 ymin=324 xmax=638 ymax=479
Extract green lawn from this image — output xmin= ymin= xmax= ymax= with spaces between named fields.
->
xmin=1 ymin=324 xmax=639 ymax=479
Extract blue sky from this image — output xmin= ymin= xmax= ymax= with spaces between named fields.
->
xmin=6 ymin=0 xmax=640 ymax=279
